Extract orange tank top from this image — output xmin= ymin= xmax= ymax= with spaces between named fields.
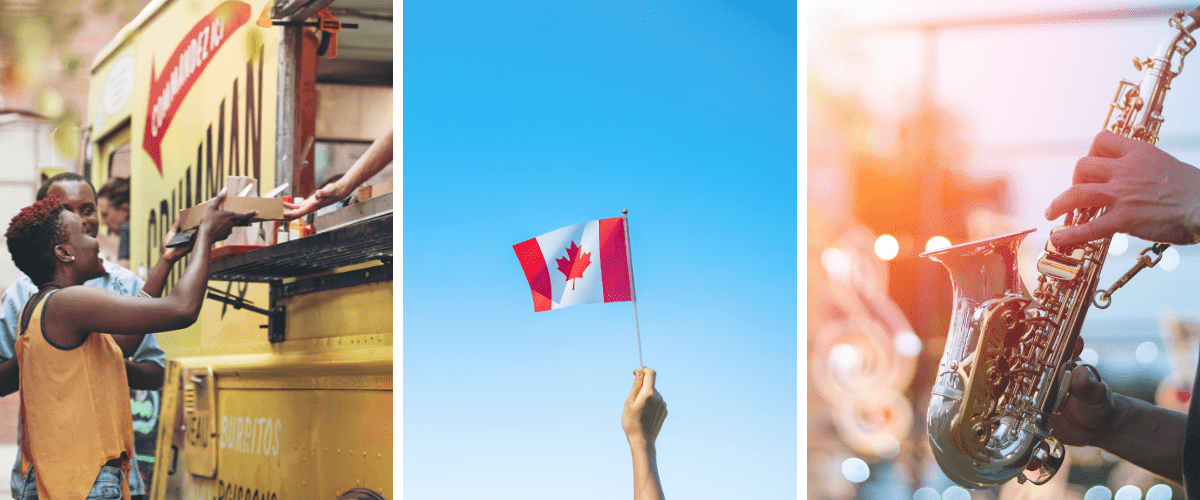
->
xmin=16 ymin=290 xmax=134 ymax=500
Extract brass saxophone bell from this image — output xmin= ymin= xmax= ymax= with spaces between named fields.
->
xmin=924 ymin=229 xmax=1043 ymax=488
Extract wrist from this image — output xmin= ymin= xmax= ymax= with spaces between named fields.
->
xmin=329 ymin=180 xmax=351 ymax=200
xmin=192 ymin=227 xmax=214 ymax=248
xmin=627 ymin=434 xmax=654 ymax=452
xmin=1091 ymin=393 xmax=1130 ymax=449
xmin=159 ymin=250 xmax=181 ymax=264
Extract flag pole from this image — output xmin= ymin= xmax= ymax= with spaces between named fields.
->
xmin=623 ymin=209 xmax=643 ymax=368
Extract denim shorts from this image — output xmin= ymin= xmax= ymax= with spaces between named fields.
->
xmin=12 ymin=454 xmax=144 ymax=497
xmin=19 ymin=464 xmax=124 ymax=500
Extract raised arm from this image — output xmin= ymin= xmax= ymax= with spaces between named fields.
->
xmin=112 ymin=217 xmax=191 ymax=358
xmin=283 ymin=125 xmax=393 ymax=219
xmin=623 ymin=367 xmax=667 ymax=500
xmin=141 ymin=217 xmax=192 ymax=299
xmin=117 ymin=218 xmax=186 ymax=389
xmin=51 ymin=190 xmax=254 ymax=341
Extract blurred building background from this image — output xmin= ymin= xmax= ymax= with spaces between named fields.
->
xmin=0 ymin=4 xmax=153 ymax=497
xmin=809 ymin=1 xmax=1200 ymax=499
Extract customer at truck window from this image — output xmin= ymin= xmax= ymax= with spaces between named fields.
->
xmin=0 ymin=172 xmax=178 ymax=499
xmin=283 ymin=125 xmax=393 ymax=219
xmin=623 ymin=366 xmax=667 ymax=500
xmin=2 ymin=188 xmax=252 ymax=499
xmin=97 ymin=177 xmax=132 ymax=269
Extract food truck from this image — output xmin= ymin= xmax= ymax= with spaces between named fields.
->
xmin=85 ymin=0 xmax=393 ymax=497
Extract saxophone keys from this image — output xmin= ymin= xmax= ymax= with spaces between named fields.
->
xmin=1038 ymin=227 xmax=1087 ymax=280
xmin=1001 ymin=310 xmax=1018 ymax=331
xmin=1053 ymin=367 xmax=1075 ymax=413
xmin=1022 ymin=437 xmax=1065 ymax=485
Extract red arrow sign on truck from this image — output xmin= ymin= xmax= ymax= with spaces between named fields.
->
xmin=143 ymin=0 xmax=251 ymax=175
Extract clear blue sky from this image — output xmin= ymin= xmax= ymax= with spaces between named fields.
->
xmin=403 ymin=1 xmax=797 ymax=499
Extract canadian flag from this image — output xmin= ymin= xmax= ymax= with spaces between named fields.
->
xmin=513 ymin=217 xmax=634 ymax=312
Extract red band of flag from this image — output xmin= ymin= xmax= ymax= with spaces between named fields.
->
xmin=599 ymin=217 xmax=631 ymax=302
xmin=513 ymin=238 xmax=553 ymax=312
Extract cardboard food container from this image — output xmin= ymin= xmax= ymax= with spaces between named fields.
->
xmin=177 ymin=196 xmax=285 ymax=230
xmin=357 ymin=179 xmax=393 ymax=202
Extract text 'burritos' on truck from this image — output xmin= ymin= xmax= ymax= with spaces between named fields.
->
xmin=85 ymin=0 xmax=393 ymax=498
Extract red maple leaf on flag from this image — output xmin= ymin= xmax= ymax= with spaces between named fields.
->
xmin=556 ymin=241 xmax=592 ymax=290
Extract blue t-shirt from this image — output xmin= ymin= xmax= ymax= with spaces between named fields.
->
xmin=0 ymin=260 xmax=164 ymax=496
xmin=119 ymin=221 xmax=130 ymax=260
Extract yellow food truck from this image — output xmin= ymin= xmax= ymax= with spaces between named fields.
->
xmin=85 ymin=0 xmax=393 ymax=498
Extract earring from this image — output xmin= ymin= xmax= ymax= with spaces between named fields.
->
xmin=68 ymin=256 xmax=75 ymax=262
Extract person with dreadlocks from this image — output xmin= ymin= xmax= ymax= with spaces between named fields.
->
xmin=3 ymin=189 xmax=253 ymax=499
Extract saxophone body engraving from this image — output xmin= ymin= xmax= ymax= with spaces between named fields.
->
xmin=922 ymin=8 xmax=1200 ymax=488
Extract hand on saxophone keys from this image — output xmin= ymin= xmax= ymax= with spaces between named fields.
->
xmin=1045 ymin=131 xmax=1200 ymax=247
xmin=1034 ymin=128 xmax=1200 ymax=488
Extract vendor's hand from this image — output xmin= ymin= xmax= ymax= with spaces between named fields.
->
xmin=161 ymin=217 xmax=192 ymax=263
xmin=282 ymin=179 xmax=351 ymax=219
xmin=1045 ymin=131 xmax=1200 ymax=247
xmin=200 ymin=188 xmax=257 ymax=242
xmin=623 ymin=367 xmax=667 ymax=447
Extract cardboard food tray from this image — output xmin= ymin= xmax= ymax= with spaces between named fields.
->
xmin=177 ymin=197 xmax=285 ymax=230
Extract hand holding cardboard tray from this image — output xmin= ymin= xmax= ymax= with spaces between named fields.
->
xmin=169 ymin=178 xmax=285 ymax=247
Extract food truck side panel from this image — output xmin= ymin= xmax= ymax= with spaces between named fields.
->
xmin=153 ymin=280 xmax=393 ymax=499
xmin=90 ymin=0 xmax=280 ymax=350
xmin=90 ymin=2 xmax=393 ymax=498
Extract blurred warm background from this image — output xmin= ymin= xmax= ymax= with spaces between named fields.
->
xmin=808 ymin=1 xmax=1200 ymax=499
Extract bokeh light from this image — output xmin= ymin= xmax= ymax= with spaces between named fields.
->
xmin=875 ymin=234 xmax=900 ymax=260
xmin=1146 ymin=484 xmax=1173 ymax=500
xmin=913 ymin=487 xmax=940 ymax=500
xmin=1161 ymin=247 xmax=1180 ymax=272
xmin=822 ymin=247 xmax=850 ymax=280
xmin=841 ymin=457 xmax=870 ymax=483
xmin=1085 ymin=485 xmax=1113 ymax=500
xmin=1109 ymin=233 xmax=1129 ymax=256
xmin=830 ymin=344 xmax=863 ymax=371
xmin=895 ymin=330 xmax=922 ymax=356
xmin=912 ymin=486 xmax=940 ymax=498
xmin=1136 ymin=341 xmax=1159 ymax=365
xmin=925 ymin=236 xmax=951 ymax=253
xmin=943 ymin=486 xmax=971 ymax=500
xmin=871 ymin=434 xmax=900 ymax=459
xmin=1080 ymin=347 xmax=1100 ymax=367
xmin=1114 ymin=485 xmax=1142 ymax=500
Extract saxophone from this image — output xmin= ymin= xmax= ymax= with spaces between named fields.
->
xmin=921 ymin=7 xmax=1200 ymax=488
